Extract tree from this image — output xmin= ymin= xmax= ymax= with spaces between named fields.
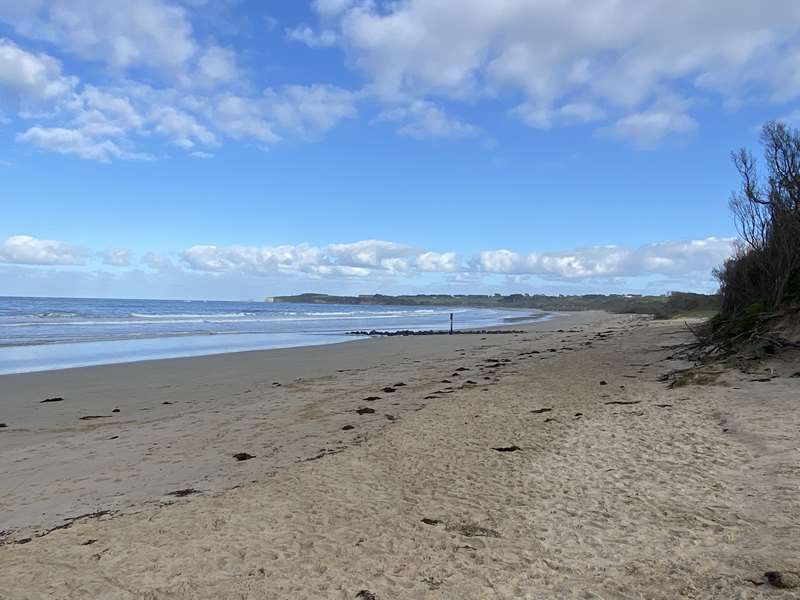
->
xmin=717 ymin=121 xmax=800 ymax=313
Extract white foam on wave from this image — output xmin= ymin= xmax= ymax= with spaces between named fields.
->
xmin=129 ymin=312 xmax=253 ymax=319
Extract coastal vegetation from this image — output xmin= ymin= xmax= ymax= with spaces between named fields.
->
xmin=697 ymin=122 xmax=800 ymax=358
xmin=272 ymin=291 xmax=719 ymax=320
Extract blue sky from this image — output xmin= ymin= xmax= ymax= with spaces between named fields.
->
xmin=2 ymin=0 xmax=799 ymax=300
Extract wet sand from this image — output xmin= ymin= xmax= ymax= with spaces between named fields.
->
xmin=1 ymin=311 xmax=799 ymax=598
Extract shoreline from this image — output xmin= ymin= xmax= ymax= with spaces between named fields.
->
xmin=2 ymin=310 xmax=798 ymax=598
xmin=0 ymin=310 xmax=593 ymax=542
xmin=0 ymin=308 xmax=551 ymax=376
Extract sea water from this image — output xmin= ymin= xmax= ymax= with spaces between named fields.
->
xmin=0 ymin=297 xmax=547 ymax=374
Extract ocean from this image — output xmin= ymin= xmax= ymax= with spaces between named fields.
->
xmin=0 ymin=297 xmax=547 ymax=374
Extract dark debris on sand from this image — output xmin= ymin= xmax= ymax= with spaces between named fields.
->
xmin=493 ymin=445 xmax=521 ymax=452
xmin=41 ymin=397 xmax=64 ymax=403
xmin=167 ymin=488 xmax=200 ymax=497
xmin=233 ymin=452 xmax=255 ymax=461
xmin=356 ymin=407 xmax=376 ymax=415
xmin=446 ymin=523 xmax=501 ymax=538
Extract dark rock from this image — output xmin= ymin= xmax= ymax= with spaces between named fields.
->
xmin=440 ymin=379 xmax=451 ymax=384
xmin=574 ymin=413 xmax=583 ymax=418
xmin=393 ymin=382 xmax=406 ymax=387
xmin=493 ymin=445 xmax=521 ymax=452
xmin=421 ymin=518 xmax=441 ymax=526
xmin=162 ymin=401 xmax=172 ymax=405
xmin=363 ymin=396 xmax=381 ymax=402
xmin=0 ymin=423 xmax=6 ymax=428
xmin=41 ymin=397 xmax=64 ymax=403
xmin=455 ymin=367 xmax=469 ymax=372
xmin=356 ymin=591 xmax=377 ymax=600
xmin=107 ymin=435 xmax=119 ymax=440
xmin=531 ymin=407 xmax=552 ymax=414
xmin=604 ymin=400 xmax=641 ymax=405
xmin=599 ymin=381 xmax=607 ymax=385
xmin=233 ymin=452 xmax=255 ymax=461
xmin=465 ymin=380 xmax=477 ymax=385
xmin=79 ymin=415 xmax=112 ymax=420
xmin=111 ymin=408 xmax=120 ymax=413
xmin=342 ymin=425 xmax=355 ymax=431
xmin=356 ymin=407 xmax=375 ymax=415
xmin=385 ymin=414 xmax=396 ymax=421
xmin=81 ymin=539 xmax=97 ymax=546
xmin=381 ymin=387 xmax=396 ymax=393
xmin=347 ymin=329 xmax=525 ymax=337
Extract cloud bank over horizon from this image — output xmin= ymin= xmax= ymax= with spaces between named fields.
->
xmin=0 ymin=233 xmax=734 ymax=299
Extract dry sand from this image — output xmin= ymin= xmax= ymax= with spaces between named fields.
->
xmin=0 ymin=311 xmax=798 ymax=599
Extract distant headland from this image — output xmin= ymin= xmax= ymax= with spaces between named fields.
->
xmin=270 ymin=292 xmax=719 ymax=319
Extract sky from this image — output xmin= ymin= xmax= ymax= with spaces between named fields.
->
xmin=2 ymin=0 xmax=800 ymax=300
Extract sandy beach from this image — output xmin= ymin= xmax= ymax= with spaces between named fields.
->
xmin=1 ymin=311 xmax=798 ymax=598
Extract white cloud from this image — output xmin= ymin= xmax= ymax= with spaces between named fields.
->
xmin=17 ymin=126 xmax=152 ymax=162
xmin=512 ymin=101 xmax=607 ymax=129
xmin=142 ymin=252 xmax=175 ymax=270
xmin=376 ymin=100 xmax=478 ymax=139
xmin=285 ymin=25 xmax=338 ymax=48
xmin=182 ymin=243 xmax=324 ymax=275
xmin=193 ymin=45 xmax=239 ymax=86
xmin=211 ymin=95 xmax=281 ymax=144
xmin=182 ymin=240 xmax=420 ymax=278
xmin=180 ymin=236 xmax=734 ymax=282
xmin=264 ymin=84 xmax=357 ymax=138
xmin=0 ymin=234 xmax=735 ymax=294
xmin=0 ymin=0 xmax=197 ymax=72
xmin=101 ymin=248 xmax=132 ymax=267
xmin=78 ymin=86 xmax=142 ymax=128
xmin=326 ymin=240 xmax=415 ymax=268
xmin=324 ymin=0 xmax=800 ymax=137
xmin=0 ymin=38 xmax=76 ymax=107
xmin=415 ymin=251 xmax=460 ymax=272
xmin=210 ymin=85 xmax=357 ymax=144
xmin=473 ymin=237 xmax=735 ymax=279
xmin=150 ymin=105 xmax=216 ymax=148
xmin=601 ymin=98 xmax=698 ymax=148
xmin=189 ymin=150 xmax=213 ymax=159
xmin=0 ymin=234 xmax=88 ymax=265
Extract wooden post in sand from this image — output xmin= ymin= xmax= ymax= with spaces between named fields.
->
xmin=449 ymin=312 xmax=454 ymax=335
